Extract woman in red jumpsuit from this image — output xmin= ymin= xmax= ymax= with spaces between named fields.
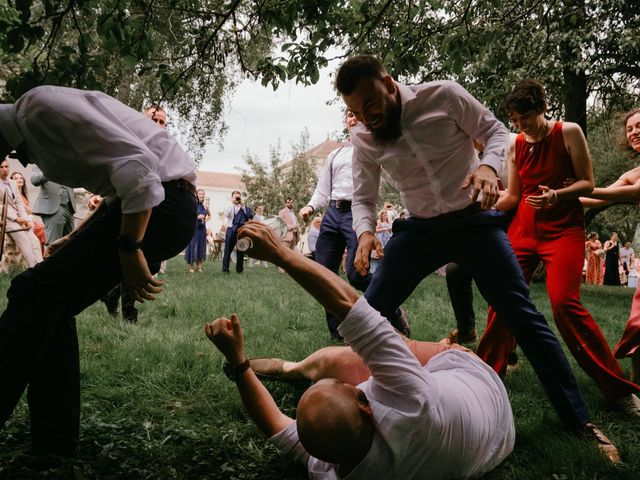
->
xmin=477 ymin=81 xmax=640 ymax=415
xmin=582 ymin=108 xmax=640 ymax=386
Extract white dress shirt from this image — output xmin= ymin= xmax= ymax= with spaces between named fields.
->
xmin=307 ymin=143 xmax=353 ymax=210
xmin=351 ymin=80 xmax=509 ymax=238
xmin=0 ymin=86 xmax=196 ymax=214
xmin=271 ymin=296 xmax=515 ymax=479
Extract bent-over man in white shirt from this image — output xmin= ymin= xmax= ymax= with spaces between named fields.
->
xmin=206 ymin=222 xmax=516 ymax=479
xmin=0 ymin=86 xmax=198 ymax=456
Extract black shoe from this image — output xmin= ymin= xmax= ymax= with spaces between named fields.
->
xmin=123 ymin=313 xmax=138 ymax=324
xmin=389 ymin=306 xmax=411 ymax=337
xmin=329 ymin=332 xmax=344 ymax=343
xmin=102 ymin=290 xmax=119 ymax=318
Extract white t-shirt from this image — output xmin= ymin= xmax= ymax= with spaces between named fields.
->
xmin=270 ymin=297 xmax=515 ymax=479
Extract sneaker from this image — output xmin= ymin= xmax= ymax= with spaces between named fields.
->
xmin=581 ymin=422 xmax=621 ymax=464
xmin=613 ymin=393 xmax=640 ymax=417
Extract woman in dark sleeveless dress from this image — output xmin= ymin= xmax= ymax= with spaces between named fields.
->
xmin=185 ymin=189 xmax=210 ymax=272
xmin=603 ymin=232 xmax=621 ymax=286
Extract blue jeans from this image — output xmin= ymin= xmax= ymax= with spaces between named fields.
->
xmin=365 ymin=210 xmax=590 ymax=428
xmin=315 ymin=205 xmax=370 ymax=336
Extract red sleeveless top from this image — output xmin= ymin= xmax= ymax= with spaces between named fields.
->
xmin=509 ymin=121 xmax=585 ymax=240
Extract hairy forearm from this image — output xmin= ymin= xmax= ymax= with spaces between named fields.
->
xmin=235 ymin=370 xmax=293 ymax=437
xmin=277 ymin=249 xmax=359 ymax=321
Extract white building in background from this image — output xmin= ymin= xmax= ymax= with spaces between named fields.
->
xmin=195 ymin=171 xmax=245 ymax=235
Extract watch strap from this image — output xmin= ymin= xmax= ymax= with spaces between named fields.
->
xmin=223 ymin=359 xmax=251 ymax=382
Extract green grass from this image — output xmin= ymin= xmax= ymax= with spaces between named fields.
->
xmin=0 ymin=257 xmax=639 ymax=479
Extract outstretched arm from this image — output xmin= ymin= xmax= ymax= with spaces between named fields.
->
xmin=205 ymin=314 xmax=293 ymax=437
xmin=238 ymin=222 xmax=359 ymax=321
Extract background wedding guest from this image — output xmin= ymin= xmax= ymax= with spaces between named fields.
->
xmin=185 ymin=189 xmax=210 ymax=273
xmin=30 ymin=164 xmax=76 ymax=246
xmin=603 ymin=232 xmax=622 ymax=286
xmin=585 ymin=232 xmax=604 ymax=285
xmin=620 ymin=241 xmax=635 ymax=280
xmin=0 ymin=158 xmax=42 ymax=267
xmin=10 ymin=171 xmax=46 ymax=254
xmin=222 ymin=191 xmax=253 ymax=274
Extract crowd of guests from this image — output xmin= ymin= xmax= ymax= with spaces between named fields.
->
xmin=3 ymin=55 xmax=640 ymax=478
xmin=585 ymin=231 xmax=637 ymax=287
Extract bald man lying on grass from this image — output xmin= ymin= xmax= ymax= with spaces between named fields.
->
xmin=205 ymin=221 xmax=515 ymax=479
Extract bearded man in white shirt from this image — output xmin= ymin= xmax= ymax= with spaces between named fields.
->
xmin=0 ymin=86 xmax=198 ymax=456
xmin=335 ymin=55 xmax=618 ymax=460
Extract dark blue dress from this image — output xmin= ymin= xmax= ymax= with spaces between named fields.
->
xmin=185 ymin=202 xmax=208 ymax=263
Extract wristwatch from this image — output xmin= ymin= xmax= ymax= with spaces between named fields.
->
xmin=223 ymin=359 xmax=251 ymax=382
xmin=116 ymin=234 xmax=144 ymax=253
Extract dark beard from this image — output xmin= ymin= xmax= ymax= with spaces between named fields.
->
xmin=372 ymin=102 xmax=402 ymax=146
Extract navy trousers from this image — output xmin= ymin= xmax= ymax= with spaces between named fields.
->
xmin=445 ymin=263 xmax=476 ymax=336
xmin=0 ymin=183 xmax=197 ymax=455
xmin=222 ymin=228 xmax=245 ymax=273
xmin=315 ymin=205 xmax=370 ymax=336
xmin=365 ymin=210 xmax=590 ymax=428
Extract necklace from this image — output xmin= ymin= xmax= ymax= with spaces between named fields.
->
xmin=528 ymin=121 xmax=551 ymax=154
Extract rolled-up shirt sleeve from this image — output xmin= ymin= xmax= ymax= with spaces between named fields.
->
xmin=351 ymin=143 xmax=380 ymax=238
xmin=18 ymin=88 xmax=165 ymax=213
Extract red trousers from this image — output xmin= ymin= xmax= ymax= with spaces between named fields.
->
xmin=613 ymin=283 xmax=640 ymax=359
xmin=477 ymin=226 xmax=639 ymax=401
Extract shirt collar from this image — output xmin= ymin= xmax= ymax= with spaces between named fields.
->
xmin=395 ymin=82 xmax=417 ymax=107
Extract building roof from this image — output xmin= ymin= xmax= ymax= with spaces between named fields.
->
xmin=280 ymin=138 xmax=347 ymax=173
xmin=195 ymin=171 xmax=245 ymax=190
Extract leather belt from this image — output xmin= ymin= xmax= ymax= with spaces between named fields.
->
xmin=329 ymin=199 xmax=352 ymax=210
xmin=163 ymin=178 xmax=197 ymax=197
xmin=433 ymin=203 xmax=483 ymax=220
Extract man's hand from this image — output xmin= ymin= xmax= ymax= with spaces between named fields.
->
xmin=354 ymin=231 xmax=383 ymax=276
xmin=44 ymin=234 xmax=71 ymax=258
xmin=237 ymin=221 xmax=288 ymax=264
xmin=119 ymin=250 xmax=164 ymax=302
xmin=204 ymin=314 xmax=245 ymax=365
xmin=461 ymin=165 xmax=500 ymax=209
xmin=298 ymin=206 xmax=313 ymax=222
xmin=87 ymin=194 xmax=103 ymax=211
xmin=525 ymin=185 xmax=557 ymax=210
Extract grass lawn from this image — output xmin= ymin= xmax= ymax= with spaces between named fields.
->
xmin=0 ymin=256 xmax=639 ymax=479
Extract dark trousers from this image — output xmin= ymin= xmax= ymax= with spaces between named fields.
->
xmin=222 ymin=228 xmax=245 ymax=273
xmin=445 ymin=263 xmax=476 ymax=335
xmin=365 ymin=210 xmax=590 ymax=428
xmin=0 ymin=184 xmax=197 ymax=454
xmin=315 ymin=206 xmax=370 ymax=336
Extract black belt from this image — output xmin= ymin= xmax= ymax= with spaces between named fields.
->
xmin=163 ymin=178 xmax=196 ymax=197
xmin=433 ymin=203 xmax=483 ymax=220
xmin=329 ymin=199 xmax=352 ymax=210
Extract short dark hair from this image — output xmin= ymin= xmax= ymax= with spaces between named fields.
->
xmin=504 ymin=79 xmax=547 ymax=116
xmin=231 ymin=190 xmax=241 ymax=196
xmin=336 ymin=56 xmax=387 ymax=96
xmin=286 ymin=196 xmax=293 ymax=201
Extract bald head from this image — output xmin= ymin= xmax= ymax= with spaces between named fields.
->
xmin=296 ymin=378 xmax=374 ymax=464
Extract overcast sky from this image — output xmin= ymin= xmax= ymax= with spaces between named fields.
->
xmin=199 ymin=67 xmax=344 ymax=174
